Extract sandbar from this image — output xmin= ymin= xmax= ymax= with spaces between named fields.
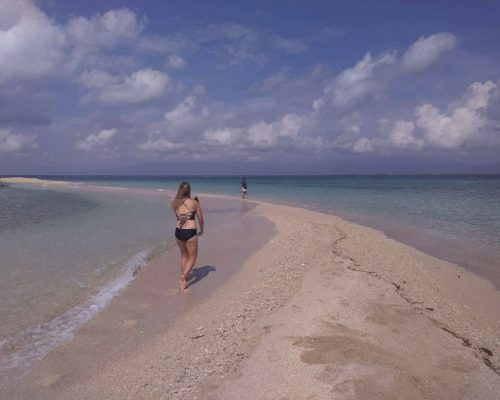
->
xmin=1 ymin=177 xmax=71 ymax=186
xmin=1 ymin=190 xmax=499 ymax=399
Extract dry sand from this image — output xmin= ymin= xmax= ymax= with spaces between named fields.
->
xmin=2 ymin=189 xmax=499 ymax=399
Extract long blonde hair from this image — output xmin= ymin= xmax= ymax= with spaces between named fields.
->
xmin=171 ymin=181 xmax=191 ymax=211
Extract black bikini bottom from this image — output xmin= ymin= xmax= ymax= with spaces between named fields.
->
xmin=175 ymin=228 xmax=197 ymax=241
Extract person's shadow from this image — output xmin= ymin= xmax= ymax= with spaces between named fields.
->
xmin=187 ymin=265 xmax=216 ymax=287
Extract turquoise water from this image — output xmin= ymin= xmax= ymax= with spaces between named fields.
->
xmin=55 ymin=175 xmax=500 ymax=248
xmin=0 ymin=185 xmax=173 ymax=383
xmin=59 ymin=175 xmax=500 ymax=285
xmin=1 ymin=175 xmax=499 ymax=384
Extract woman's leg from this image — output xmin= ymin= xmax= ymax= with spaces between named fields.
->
xmin=176 ymin=239 xmax=189 ymax=289
xmin=184 ymin=235 xmax=199 ymax=285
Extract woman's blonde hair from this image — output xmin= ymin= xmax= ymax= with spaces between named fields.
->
xmin=171 ymin=181 xmax=191 ymax=211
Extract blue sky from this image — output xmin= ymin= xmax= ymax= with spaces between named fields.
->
xmin=1 ymin=0 xmax=499 ymax=174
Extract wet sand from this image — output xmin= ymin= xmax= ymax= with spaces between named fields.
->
xmin=0 ymin=186 xmax=274 ymax=399
xmin=1 ymin=180 xmax=499 ymax=399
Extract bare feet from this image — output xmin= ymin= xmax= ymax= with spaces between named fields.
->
xmin=179 ymin=275 xmax=188 ymax=290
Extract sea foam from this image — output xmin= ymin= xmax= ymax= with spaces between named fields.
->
xmin=0 ymin=249 xmax=151 ymax=385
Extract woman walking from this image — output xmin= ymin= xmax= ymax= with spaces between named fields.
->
xmin=171 ymin=181 xmax=204 ymax=290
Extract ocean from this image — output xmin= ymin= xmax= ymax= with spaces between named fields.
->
xmin=1 ymin=175 xmax=499 ymax=383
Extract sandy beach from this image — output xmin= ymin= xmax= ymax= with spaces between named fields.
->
xmin=1 ymin=183 xmax=500 ymax=399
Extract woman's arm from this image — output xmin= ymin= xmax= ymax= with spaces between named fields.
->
xmin=195 ymin=198 xmax=204 ymax=235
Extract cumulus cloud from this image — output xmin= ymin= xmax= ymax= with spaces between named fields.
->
xmin=247 ymin=113 xmax=306 ymax=148
xmin=0 ymin=127 xmax=36 ymax=152
xmin=164 ymin=95 xmax=197 ymax=127
xmin=79 ymin=69 xmax=120 ymax=88
xmin=415 ymin=80 xmax=496 ymax=149
xmin=138 ymin=137 xmax=185 ymax=152
xmin=204 ymin=127 xmax=242 ymax=145
xmin=164 ymin=86 xmax=207 ymax=129
xmin=348 ymin=80 xmax=497 ymax=153
xmin=2 ymin=4 xmax=497 ymax=167
xmin=0 ymin=0 xmax=65 ymax=85
xmin=462 ymin=81 xmax=497 ymax=110
xmin=0 ymin=3 xmax=152 ymax=85
xmin=80 ymin=69 xmax=169 ymax=104
xmin=197 ymin=111 xmax=318 ymax=157
xmin=166 ymin=54 xmax=186 ymax=69
xmin=351 ymin=137 xmax=374 ymax=153
xmin=387 ymin=120 xmax=424 ymax=150
xmin=316 ymin=52 xmax=396 ymax=112
xmin=332 ymin=80 xmax=497 ymax=154
xmin=76 ymin=128 xmax=117 ymax=151
xmin=402 ymin=32 xmax=457 ymax=72
xmin=66 ymin=8 xmax=144 ymax=49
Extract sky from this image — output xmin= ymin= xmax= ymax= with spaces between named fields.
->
xmin=1 ymin=0 xmax=500 ymax=175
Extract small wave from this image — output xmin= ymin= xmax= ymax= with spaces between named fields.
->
xmin=0 ymin=250 xmax=151 ymax=385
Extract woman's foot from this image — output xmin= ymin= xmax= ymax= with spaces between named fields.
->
xmin=179 ymin=275 xmax=188 ymax=290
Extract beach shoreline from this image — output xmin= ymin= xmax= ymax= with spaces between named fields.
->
xmin=0 ymin=181 xmax=500 ymax=399
xmin=4 ymin=175 xmax=500 ymax=291
xmin=2 ymin=177 xmax=500 ymax=399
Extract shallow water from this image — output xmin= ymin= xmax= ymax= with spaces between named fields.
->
xmin=0 ymin=186 xmax=173 ymax=383
xmin=0 ymin=183 xmax=263 ymax=385
xmin=56 ymin=175 xmax=500 ymax=286
xmin=1 ymin=174 xmax=499 ymax=384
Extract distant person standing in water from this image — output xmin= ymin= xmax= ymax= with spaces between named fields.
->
xmin=241 ymin=177 xmax=248 ymax=199
xmin=171 ymin=181 xmax=204 ymax=290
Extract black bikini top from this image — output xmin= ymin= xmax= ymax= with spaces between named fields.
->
xmin=176 ymin=201 xmax=196 ymax=227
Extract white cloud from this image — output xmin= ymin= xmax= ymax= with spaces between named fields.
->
xmin=247 ymin=113 xmax=306 ymax=147
xmin=0 ymin=0 xmax=65 ymax=85
xmin=0 ymin=3 xmax=151 ymax=85
xmin=333 ymin=114 xmax=375 ymax=154
xmin=204 ymin=127 xmax=242 ymax=145
xmin=198 ymin=111 xmax=313 ymax=154
xmin=461 ymin=80 xmax=497 ymax=110
xmin=76 ymin=128 xmax=117 ymax=151
xmin=79 ymin=69 xmax=120 ymax=88
xmin=331 ymin=81 xmax=496 ymax=154
xmin=66 ymin=8 xmax=144 ymax=49
xmin=416 ymin=106 xmax=482 ymax=149
xmin=138 ymin=138 xmax=185 ymax=152
xmin=167 ymin=54 xmax=186 ymax=69
xmin=339 ymin=112 xmax=363 ymax=134
xmin=388 ymin=120 xmax=424 ymax=150
xmin=64 ymin=8 xmax=147 ymax=73
xmin=351 ymin=137 xmax=374 ymax=153
xmin=164 ymin=87 xmax=207 ymax=128
xmin=317 ymin=52 xmax=396 ymax=112
xmin=164 ymin=96 xmax=196 ymax=127
xmin=0 ymin=127 xmax=36 ymax=152
xmin=402 ymin=32 xmax=457 ymax=72
xmin=415 ymin=80 xmax=496 ymax=149
xmin=81 ymin=69 xmax=169 ymax=104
